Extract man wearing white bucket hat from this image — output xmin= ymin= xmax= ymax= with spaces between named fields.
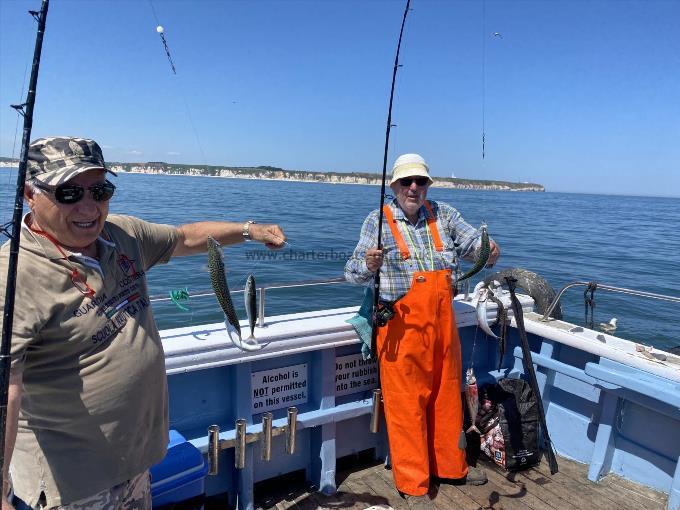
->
xmin=345 ymin=153 xmax=500 ymax=509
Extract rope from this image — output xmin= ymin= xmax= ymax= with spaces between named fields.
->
xmin=169 ymin=288 xmax=191 ymax=311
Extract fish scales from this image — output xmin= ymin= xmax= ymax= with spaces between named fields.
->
xmin=458 ymin=224 xmax=490 ymax=282
xmin=244 ymin=274 xmax=257 ymax=339
xmin=465 ymin=367 xmax=482 ymax=434
xmin=207 ymin=236 xmax=241 ymax=338
xmin=476 ymin=286 xmax=499 ymax=339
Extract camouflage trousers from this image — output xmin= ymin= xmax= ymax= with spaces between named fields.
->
xmin=13 ymin=471 xmax=151 ymax=510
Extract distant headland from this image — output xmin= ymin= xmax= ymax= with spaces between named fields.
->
xmin=0 ymin=157 xmax=544 ymax=192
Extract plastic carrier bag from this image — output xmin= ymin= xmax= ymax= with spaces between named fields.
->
xmin=477 ymin=378 xmax=540 ymax=471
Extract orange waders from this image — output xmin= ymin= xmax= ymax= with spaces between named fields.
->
xmin=378 ymin=204 xmax=467 ymax=496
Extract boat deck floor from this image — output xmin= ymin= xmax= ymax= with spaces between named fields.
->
xmin=241 ymin=454 xmax=668 ymax=510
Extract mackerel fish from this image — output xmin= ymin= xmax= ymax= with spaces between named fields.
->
xmin=458 ymin=223 xmax=490 ymax=283
xmin=475 ymin=284 xmax=499 ymax=340
xmin=207 ymin=236 xmax=262 ymax=351
xmin=464 ymin=367 xmax=482 ymax=434
xmin=244 ymin=273 xmax=257 ymax=340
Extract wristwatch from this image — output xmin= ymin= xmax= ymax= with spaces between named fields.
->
xmin=242 ymin=220 xmax=256 ymax=241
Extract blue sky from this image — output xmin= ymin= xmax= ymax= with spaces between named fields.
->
xmin=1 ymin=0 xmax=678 ymax=196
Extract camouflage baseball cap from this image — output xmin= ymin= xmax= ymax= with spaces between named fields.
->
xmin=27 ymin=136 xmax=117 ymax=185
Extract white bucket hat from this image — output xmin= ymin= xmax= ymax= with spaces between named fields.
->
xmin=390 ymin=153 xmax=433 ymax=185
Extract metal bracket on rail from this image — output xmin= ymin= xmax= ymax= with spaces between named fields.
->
xmin=0 ymin=222 xmax=15 ymax=241
xmin=207 ymin=406 xmax=298 ymax=475
xmin=10 ymin=103 xmax=27 ymax=117
xmin=583 ymin=282 xmax=597 ymax=329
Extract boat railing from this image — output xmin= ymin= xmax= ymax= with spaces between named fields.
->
xmin=541 ymin=281 xmax=680 ymax=321
xmin=149 ymin=276 xmax=350 ymax=327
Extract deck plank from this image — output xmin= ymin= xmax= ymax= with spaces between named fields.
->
xmin=479 ymin=459 xmax=578 ymax=510
xmin=449 ymin=475 xmax=540 ymax=510
xmin=250 ymin=454 xmax=668 ymax=510
xmin=530 ymin=457 xmax=663 ymax=510
xmin=476 ymin=461 xmax=558 ymax=510
xmin=518 ymin=463 xmax=619 ymax=510
xmin=343 ymin=477 xmax=393 ymax=509
xmin=433 ymin=484 xmax=483 ymax=510
xmin=366 ymin=468 xmax=410 ymax=510
xmin=599 ymin=475 xmax=667 ymax=510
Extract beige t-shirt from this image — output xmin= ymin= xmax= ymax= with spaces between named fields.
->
xmin=0 ymin=214 xmax=179 ymax=508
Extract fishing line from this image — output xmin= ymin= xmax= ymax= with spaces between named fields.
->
xmin=1 ymin=62 xmax=31 ymax=238
xmin=1 ymin=0 xmax=50 ymax=483
xmin=481 ymin=0 xmax=486 ymax=160
xmin=144 ymin=2 xmax=213 ymax=321
xmin=146 ymin=0 xmax=209 ymax=174
xmin=148 ymin=0 xmax=176 ymax=74
xmin=370 ymin=0 xmax=413 ymax=355
xmin=10 ymin=64 xmax=30 ymax=160
xmin=235 ymin=238 xmax=294 ymax=288
xmin=470 ymin=323 xmax=480 ymax=367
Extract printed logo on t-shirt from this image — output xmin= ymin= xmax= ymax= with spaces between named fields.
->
xmin=91 ymin=289 xmax=150 ymax=345
xmin=117 ymin=254 xmax=138 ymax=277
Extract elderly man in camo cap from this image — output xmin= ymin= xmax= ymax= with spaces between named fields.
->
xmin=0 ymin=136 xmax=287 ymax=510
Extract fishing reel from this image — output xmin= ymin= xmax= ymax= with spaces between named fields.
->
xmin=374 ymin=300 xmax=397 ymax=327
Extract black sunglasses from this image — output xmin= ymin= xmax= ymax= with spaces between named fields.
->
xmin=34 ymin=180 xmax=116 ymax=205
xmin=398 ymin=176 xmax=430 ymax=187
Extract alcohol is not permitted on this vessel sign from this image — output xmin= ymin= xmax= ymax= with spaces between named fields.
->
xmin=335 ymin=354 xmax=379 ymax=397
xmin=251 ymin=363 xmax=308 ymax=413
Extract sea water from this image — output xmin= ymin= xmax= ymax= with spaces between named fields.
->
xmin=2 ymin=169 xmax=679 ymax=351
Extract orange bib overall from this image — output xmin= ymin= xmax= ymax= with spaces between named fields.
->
xmin=378 ymin=204 xmax=467 ymax=496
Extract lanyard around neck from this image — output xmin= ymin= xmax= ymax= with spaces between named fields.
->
xmin=400 ymin=219 xmax=435 ymax=272
xmin=28 ymin=225 xmax=97 ymax=299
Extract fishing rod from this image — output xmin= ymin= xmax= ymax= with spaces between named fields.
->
xmin=0 ymin=0 xmax=50 ymax=481
xmin=506 ymin=276 xmax=559 ymax=474
xmin=369 ymin=0 xmax=412 ymax=356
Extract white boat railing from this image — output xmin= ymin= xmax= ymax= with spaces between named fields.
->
xmin=541 ymin=281 xmax=680 ymax=321
xmin=149 ymin=276 xmax=350 ymax=327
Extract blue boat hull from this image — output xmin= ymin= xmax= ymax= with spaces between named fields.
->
xmin=159 ymin=297 xmax=679 ymax=509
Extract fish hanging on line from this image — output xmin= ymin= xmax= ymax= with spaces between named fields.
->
xmin=155 ymin=25 xmax=177 ymax=74
xmin=244 ymin=274 xmax=257 ymax=341
xmin=474 ymin=283 xmax=499 ymax=339
xmin=464 ymin=367 xmax=482 ymax=434
xmin=458 ymin=223 xmax=490 ymax=282
xmin=207 ymin=237 xmax=263 ymax=352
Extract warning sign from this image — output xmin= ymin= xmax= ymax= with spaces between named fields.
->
xmin=251 ymin=363 xmax=308 ymax=413
xmin=335 ymin=354 xmax=379 ymax=397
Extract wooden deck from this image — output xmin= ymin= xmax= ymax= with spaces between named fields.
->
xmin=246 ymin=454 xmax=668 ymax=510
